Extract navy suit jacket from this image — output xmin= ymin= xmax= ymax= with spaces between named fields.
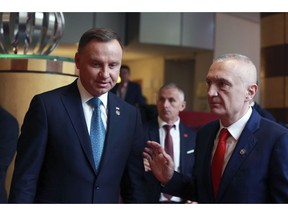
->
xmin=111 ymin=81 xmax=145 ymax=106
xmin=9 ymin=80 xmax=146 ymax=203
xmin=143 ymin=118 xmax=196 ymax=203
xmin=0 ymin=107 xmax=19 ymax=203
xmin=164 ymin=110 xmax=288 ymax=203
xmin=252 ymin=102 xmax=276 ymax=122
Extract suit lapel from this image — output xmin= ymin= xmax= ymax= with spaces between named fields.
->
xmin=60 ymin=80 xmax=96 ymax=173
xmin=217 ymin=110 xmax=260 ymax=199
xmin=179 ymin=124 xmax=190 ymax=174
xmin=98 ymin=93 xmax=124 ymax=170
xmin=148 ymin=120 xmax=160 ymax=142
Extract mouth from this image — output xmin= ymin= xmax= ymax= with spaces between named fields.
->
xmin=209 ymin=102 xmax=221 ymax=109
xmin=96 ymin=80 xmax=109 ymax=88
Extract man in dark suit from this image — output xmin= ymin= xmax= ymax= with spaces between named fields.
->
xmin=110 ymin=65 xmax=146 ymax=107
xmin=143 ymin=83 xmax=196 ymax=203
xmin=0 ymin=106 xmax=18 ymax=203
xmin=144 ymin=53 xmax=288 ymax=203
xmin=9 ymin=28 xmax=146 ymax=203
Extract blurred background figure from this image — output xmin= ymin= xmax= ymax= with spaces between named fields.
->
xmin=0 ymin=106 xmax=19 ymax=203
xmin=143 ymin=83 xmax=196 ymax=203
xmin=111 ymin=65 xmax=146 ymax=107
xmin=250 ymin=100 xmax=276 ymax=122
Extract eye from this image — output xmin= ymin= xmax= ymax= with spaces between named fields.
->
xmin=169 ymin=98 xmax=176 ymax=103
xmin=206 ymin=79 xmax=211 ymax=87
xmin=109 ymin=62 xmax=119 ymax=69
xmin=158 ymin=98 xmax=165 ymax=103
xmin=92 ymin=62 xmax=101 ymax=68
xmin=217 ymin=80 xmax=231 ymax=89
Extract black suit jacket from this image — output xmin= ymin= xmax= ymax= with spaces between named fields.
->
xmin=9 ymin=79 xmax=146 ymax=203
xmin=0 ymin=107 xmax=19 ymax=203
xmin=111 ymin=81 xmax=146 ymax=106
xmin=143 ymin=118 xmax=196 ymax=203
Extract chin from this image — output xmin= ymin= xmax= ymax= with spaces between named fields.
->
xmin=210 ymin=108 xmax=222 ymax=116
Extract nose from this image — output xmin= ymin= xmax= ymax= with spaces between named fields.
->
xmin=100 ymin=66 xmax=109 ymax=79
xmin=207 ymin=84 xmax=218 ymax=97
xmin=163 ymin=99 xmax=170 ymax=107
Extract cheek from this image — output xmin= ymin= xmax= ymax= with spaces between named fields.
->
xmin=110 ymin=70 xmax=119 ymax=81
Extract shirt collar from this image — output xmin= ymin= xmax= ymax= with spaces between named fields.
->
xmin=220 ymin=107 xmax=253 ymax=141
xmin=158 ymin=116 xmax=180 ymax=130
xmin=77 ymin=78 xmax=108 ymax=109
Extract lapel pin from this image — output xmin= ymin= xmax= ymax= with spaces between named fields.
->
xmin=116 ymin=107 xmax=120 ymax=116
xmin=240 ymin=149 xmax=246 ymax=155
xmin=184 ymin=133 xmax=188 ymax=138
xmin=186 ymin=149 xmax=194 ymax=154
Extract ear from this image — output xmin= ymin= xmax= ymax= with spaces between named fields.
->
xmin=246 ymin=84 xmax=258 ymax=101
xmin=74 ymin=52 xmax=80 ymax=69
xmin=179 ymin=101 xmax=186 ymax=112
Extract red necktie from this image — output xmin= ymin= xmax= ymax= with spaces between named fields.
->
xmin=211 ymin=128 xmax=230 ymax=197
xmin=163 ymin=124 xmax=174 ymax=200
xmin=163 ymin=125 xmax=174 ymax=161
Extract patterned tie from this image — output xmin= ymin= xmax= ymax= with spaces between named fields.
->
xmin=163 ymin=124 xmax=174 ymax=200
xmin=88 ymin=97 xmax=105 ymax=170
xmin=211 ymin=128 xmax=230 ymax=197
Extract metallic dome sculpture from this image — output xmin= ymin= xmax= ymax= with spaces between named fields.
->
xmin=0 ymin=12 xmax=65 ymax=55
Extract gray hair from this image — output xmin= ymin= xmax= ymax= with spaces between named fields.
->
xmin=158 ymin=82 xmax=185 ymax=101
xmin=214 ymin=53 xmax=258 ymax=84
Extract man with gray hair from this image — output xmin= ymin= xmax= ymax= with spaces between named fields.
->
xmin=143 ymin=83 xmax=196 ymax=203
xmin=144 ymin=54 xmax=288 ymax=203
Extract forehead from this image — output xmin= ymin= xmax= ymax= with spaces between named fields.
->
xmin=159 ymin=87 xmax=180 ymax=98
xmin=83 ymin=39 xmax=122 ymax=53
xmin=207 ymin=60 xmax=242 ymax=80
xmin=120 ymin=68 xmax=129 ymax=74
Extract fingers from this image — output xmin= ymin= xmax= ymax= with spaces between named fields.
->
xmin=147 ymin=140 xmax=165 ymax=155
xmin=143 ymin=158 xmax=151 ymax=172
xmin=147 ymin=140 xmax=162 ymax=150
xmin=143 ymin=140 xmax=169 ymax=170
xmin=143 ymin=151 xmax=150 ymax=160
xmin=143 ymin=147 xmax=163 ymax=162
xmin=146 ymin=141 xmax=172 ymax=165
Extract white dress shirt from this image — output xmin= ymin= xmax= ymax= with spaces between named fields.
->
xmin=77 ymin=79 xmax=108 ymax=133
xmin=158 ymin=117 xmax=182 ymax=202
xmin=212 ymin=107 xmax=253 ymax=174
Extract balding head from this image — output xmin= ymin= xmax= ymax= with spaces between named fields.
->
xmin=213 ymin=53 xmax=258 ymax=87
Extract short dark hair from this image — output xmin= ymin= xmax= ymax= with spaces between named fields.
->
xmin=120 ymin=64 xmax=130 ymax=72
xmin=77 ymin=28 xmax=124 ymax=53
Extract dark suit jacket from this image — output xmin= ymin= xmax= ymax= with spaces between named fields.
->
xmin=111 ymin=81 xmax=146 ymax=106
xmin=0 ymin=107 xmax=19 ymax=203
xmin=9 ymin=79 xmax=146 ymax=203
xmin=143 ymin=118 xmax=196 ymax=203
xmin=252 ymin=102 xmax=276 ymax=121
xmin=164 ymin=109 xmax=288 ymax=203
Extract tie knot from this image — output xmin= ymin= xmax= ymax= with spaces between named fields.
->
xmin=218 ymin=128 xmax=230 ymax=142
xmin=163 ymin=124 xmax=174 ymax=132
xmin=88 ymin=97 xmax=101 ymax=108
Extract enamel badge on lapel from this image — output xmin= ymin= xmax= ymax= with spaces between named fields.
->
xmin=116 ymin=107 xmax=120 ymax=116
xmin=240 ymin=149 xmax=246 ymax=155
